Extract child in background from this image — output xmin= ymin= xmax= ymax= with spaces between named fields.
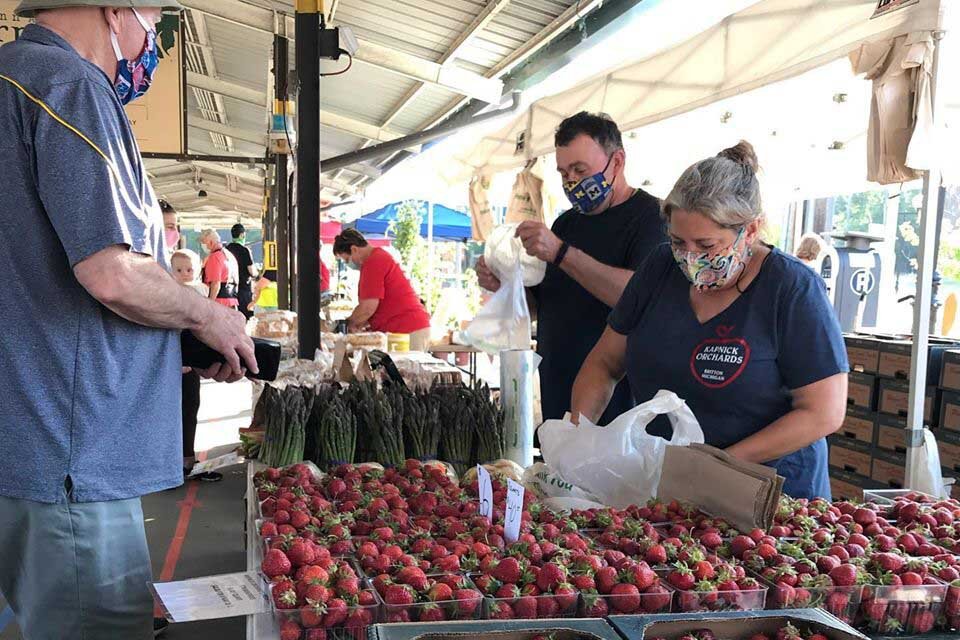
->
xmin=171 ymin=249 xmax=221 ymax=482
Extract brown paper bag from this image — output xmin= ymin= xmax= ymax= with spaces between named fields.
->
xmin=469 ymin=175 xmax=495 ymax=241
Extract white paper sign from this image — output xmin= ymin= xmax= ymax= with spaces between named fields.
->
xmin=188 ymin=452 xmax=242 ymax=477
xmin=477 ymin=465 xmax=493 ymax=521
xmin=504 ymin=478 xmax=525 ymax=543
xmin=150 ymin=572 xmax=270 ymax=622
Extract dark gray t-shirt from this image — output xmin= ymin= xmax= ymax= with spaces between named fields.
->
xmin=0 ymin=25 xmax=182 ymax=503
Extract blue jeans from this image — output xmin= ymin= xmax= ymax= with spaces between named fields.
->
xmin=0 ymin=483 xmax=153 ymax=640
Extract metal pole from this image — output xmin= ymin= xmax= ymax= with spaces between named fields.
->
xmin=905 ymin=31 xmax=945 ymax=491
xmin=427 ymin=201 xmax=435 ymax=277
xmin=295 ymin=0 xmax=321 ymax=358
xmin=273 ymin=34 xmax=290 ymax=309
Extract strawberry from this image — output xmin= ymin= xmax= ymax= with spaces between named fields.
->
xmin=495 ymin=583 xmax=521 ymax=600
xmin=488 ymin=601 xmax=515 ymax=619
xmin=667 ymin=563 xmax=696 ymax=591
xmin=691 ymin=560 xmax=715 ymax=582
xmin=513 ymin=595 xmax=539 ymax=618
xmin=776 ymin=624 xmax=802 ymax=640
xmin=730 ymin=535 xmax=756 ymax=559
xmin=305 ymin=630 xmax=326 ymax=640
xmin=609 ymin=583 xmax=641 ymax=613
xmin=571 ymin=574 xmax=596 ymax=592
xmin=322 ymin=599 xmax=349 ymax=627
xmin=581 ymin=591 xmax=609 ymax=618
xmin=492 ymin=557 xmax=523 ymax=584
xmin=291 ymin=510 xmax=311 ymax=530
xmin=553 ymin=582 xmax=579 ymax=612
xmin=280 ymin=619 xmax=303 ymax=640
xmin=871 ymin=552 xmax=904 ymax=574
xmin=828 ymin=564 xmax=860 ymax=587
xmin=396 ymin=566 xmax=429 ymax=592
xmin=453 ymin=589 xmax=482 ymax=617
xmin=263 ymin=549 xmax=293 ymax=578
xmin=626 ymin=561 xmax=658 ymax=590
xmin=596 ymin=566 xmax=619 ymax=594
xmin=335 ymin=576 xmax=360 ymax=598
xmin=536 ymin=562 xmax=567 ymax=592
xmin=273 ymin=583 xmax=299 ymax=610
xmin=536 ymin=595 xmax=561 ymax=618
xmin=646 ymin=543 xmax=668 ymax=565
xmin=427 ymin=583 xmax=454 ymax=602
xmin=700 ymin=532 xmax=723 ymax=549
xmin=384 ymin=584 xmax=415 ymax=607
xmin=301 ymin=600 xmax=326 ymax=628
xmin=907 ymin=609 xmax=935 ymax=634
xmin=418 ymin=603 xmax=447 ymax=622
xmin=642 ymin=584 xmax=672 ymax=612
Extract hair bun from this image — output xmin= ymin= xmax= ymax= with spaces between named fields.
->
xmin=718 ymin=140 xmax=759 ymax=173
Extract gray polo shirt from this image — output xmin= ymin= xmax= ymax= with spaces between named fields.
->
xmin=0 ymin=25 xmax=182 ymax=503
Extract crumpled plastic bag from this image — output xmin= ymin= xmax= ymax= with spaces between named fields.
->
xmin=522 ymin=461 xmax=602 ymax=503
xmin=539 ymin=390 xmax=705 ymax=508
xmin=484 ymin=223 xmax=546 ymax=287
xmin=913 ymin=427 xmax=949 ymax=498
xmin=463 ymin=238 xmax=530 ymax=354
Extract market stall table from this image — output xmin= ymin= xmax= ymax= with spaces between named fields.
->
xmin=427 ymin=343 xmax=481 ymax=385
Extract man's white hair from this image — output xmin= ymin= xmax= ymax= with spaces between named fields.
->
xmin=199 ymin=228 xmax=221 ymax=244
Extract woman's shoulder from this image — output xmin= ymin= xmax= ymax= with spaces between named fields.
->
xmin=764 ymin=247 xmax=827 ymax=296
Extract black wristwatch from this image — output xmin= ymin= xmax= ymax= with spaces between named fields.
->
xmin=554 ymin=241 xmax=571 ymax=266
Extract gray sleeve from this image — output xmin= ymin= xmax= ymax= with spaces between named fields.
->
xmin=33 ymin=79 xmax=152 ymax=266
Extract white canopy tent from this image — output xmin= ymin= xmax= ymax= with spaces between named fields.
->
xmin=415 ymin=0 xmax=952 ymax=494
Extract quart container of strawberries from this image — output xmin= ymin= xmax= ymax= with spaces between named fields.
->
xmin=374 ymin=575 xmax=484 ymax=623
xmin=578 ymin=583 xmax=674 ymax=617
xmin=858 ymin=582 xmax=948 ymax=635
xmin=480 ymin=590 xmax=580 ymax=620
xmin=942 ymin=580 xmax=960 ymax=631
xmin=271 ymin=590 xmax=380 ymax=640
xmin=750 ymin=572 xmax=863 ymax=624
xmin=655 ymin=570 xmax=766 ymax=613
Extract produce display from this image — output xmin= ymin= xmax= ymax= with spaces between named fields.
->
xmin=252 ymin=381 xmax=504 ymax=473
xmin=647 ymin=624 xmax=837 ymax=640
xmin=249 ymin=461 xmax=960 ymax=640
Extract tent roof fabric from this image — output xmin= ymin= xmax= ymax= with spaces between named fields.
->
xmin=353 ymin=202 xmax=472 ymax=241
xmin=444 ymin=0 xmax=947 ymax=182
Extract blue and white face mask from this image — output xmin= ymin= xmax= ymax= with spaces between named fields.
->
xmin=563 ymin=155 xmax=614 ymax=214
xmin=110 ymin=9 xmax=159 ymax=106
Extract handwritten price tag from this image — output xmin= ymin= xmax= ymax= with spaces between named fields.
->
xmin=477 ymin=465 xmax=493 ymax=521
xmin=504 ymin=478 xmax=525 ymax=543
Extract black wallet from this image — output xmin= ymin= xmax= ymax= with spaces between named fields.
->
xmin=180 ymin=331 xmax=281 ymax=381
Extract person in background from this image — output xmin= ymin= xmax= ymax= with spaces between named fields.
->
xmin=170 ymin=249 xmax=221 ymax=482
xmin=320 ymin=256 xmax=331 ymax=295
xmin=160 ymin=199 xmax=180 ymax=256
xmin=250 ymin=268 xmax=279 ymax=313
xmin=200 ymin=228 xmax=240 ymax=311
xmin=0 ymin=3 xmax=256 ymax=638
xmin=571 ymin=141 xmax=848 ymax=500
xmin=333 ymin=229 xmax=433 ymax=350
xmin=796 ymin=236 xmax=823 ymax=269
xmin=225 ymin=223 xmax=257 ymax=320
xmin=476 ymin=111 xmax=667 ymax=425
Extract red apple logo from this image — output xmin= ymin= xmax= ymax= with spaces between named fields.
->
xmin=689 ymin=326 xmax=751 ymax=389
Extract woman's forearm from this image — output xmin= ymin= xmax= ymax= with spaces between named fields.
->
xmin=207 ymin=280 xmax=221 ymax=300
xmin=725 ymin=408 xmax=840 ymax=464
xmin=570 ymin=357 xmax=620 ymax=425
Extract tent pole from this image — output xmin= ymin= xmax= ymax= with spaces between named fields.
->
xmin=905 ymin=30 xmax=945 ymax=492
xmin=428 ymin=201 xmax=435 ymax=279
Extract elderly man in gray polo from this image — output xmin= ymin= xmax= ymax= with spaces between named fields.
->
xmin=0 ymin=2 xmax=258 ymax=638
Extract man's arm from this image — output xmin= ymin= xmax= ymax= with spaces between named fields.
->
xmin=74 ymin=246 xmax=257 ymax=378
xmin=348 ymin=299 xmax=379 ymax=332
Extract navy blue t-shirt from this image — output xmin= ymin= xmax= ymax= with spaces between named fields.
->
xmin=608 ymin=245 xmax=848 ymax=499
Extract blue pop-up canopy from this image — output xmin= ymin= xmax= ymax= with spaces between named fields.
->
xmin=353 ymin=201 xmax=471 ymax=241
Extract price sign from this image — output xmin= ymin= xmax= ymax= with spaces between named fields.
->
xmin=504 ymin=478 xmax=525 ymax=543
xmin=477 ymin=465 xmax=493 ymax=522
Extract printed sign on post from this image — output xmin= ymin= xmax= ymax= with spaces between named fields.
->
xmin=504 ymin=478 xmax=524 ymax=543
xmin=477 ymin=465 xmax=493 ymax=521
xmin=150 ymin=572 xmax=271 ymax=622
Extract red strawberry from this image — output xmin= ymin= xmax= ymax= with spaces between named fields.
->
xmin=301 ymin=601 xmax=326 ymax=628
xmin=513 ymin=595 xmax=539 ymax=619
xmin=291 ymin=510 xmax=311 ymax=530
xmin=335 ymin=576 xmax=360 ymax=598
xmin=700 ymin=532 xmax=723 ymax=549
xmin=453 ymin=589 xmax=482 ymax=617
xmin=492 ymin=557 xmax=523 ymax=584
xmin=553 ymin=582 xmax=579 ymax=612
xmin=396 ymin=566 xmax=429 ymax=592
xmin=323 ymin=599 xmax=349 ymax=627
xmin=828 ymin=564 xmax=859 ymax=587
xmin=626 ymin=561 xmax=658 ymax=590
xmin=536 ymin=595 xmax=561 ymax=618
xmin=581 ymin=592 xmax=609 ymax=618
xmin=907 ymin=608 xmax=935 ymax=633
xmin=596 ymin=566 xmax=619 ymax=594
xmin=730 ymin=535 xmax=756 ymax=559
xmin=871 ymin=552 xmax=904 ymax=574
xmin=305 ymin=630 xmax=326 ymax=640
xmin=691 ymin=560 xmax=715 ymax=582
xmin=418 ymin=603 xmax=447 ymax=622
xmin=273 ymin=583 xmax=299 ymax=610
xmin=427 ymin=583 xmax=454 ymax=602
xmin=571 ymin=574 xmax=596 ymax=592
xmin=488 ymin=601 xmax=515 ymax=619
xmin=667 ymin=564 xmax=696 ymax=591
xmin=263 ymin=549 xmax=293 ymax=578
xmin=536 ymin=562 xmax=567 ymax=592
xmin=646 ymin=544 xmax=668 ymax=565
xmin=384 ymin=584 xmax=415 ymax=607
xmin=642 ymin=584 xmax=672 ymax=613
xmin=280 ymin=619 xmax=303 ymax=640
xmin=495 ymin=583 xmax=521 ymax=600
xmin=609 ymin=583 xmax=642 ymax=613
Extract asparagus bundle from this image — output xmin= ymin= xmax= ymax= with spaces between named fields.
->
xmin=472 ymin=383 xmax=505 ymax=464
xmin=435 ymin=387 xmax=475 ymax=476
xmin=314 ymin=396 xmax=357 ymax=469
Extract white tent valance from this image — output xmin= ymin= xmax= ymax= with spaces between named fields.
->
xmin=446 ymin=0 xmax=948 ymax=182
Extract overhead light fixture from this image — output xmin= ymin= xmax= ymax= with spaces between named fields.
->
xmin=198 ymin=189 xmax=208 ymax=198
xmin=828 ymin=141 xmax=845 ymax=150
xmin=720 ymin=111 xmax=733 ymax=124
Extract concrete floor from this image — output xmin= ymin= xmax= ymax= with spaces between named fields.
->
xmin=0 ymin=379 xmax=255 ymax=640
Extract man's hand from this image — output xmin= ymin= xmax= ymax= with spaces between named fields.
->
xmin=193 ymin=303 xmax=258 ymax=381
xmin=516 ymin=221 xmax=562 ymax=263
xmin=475 ymin=257 xmax=501 ymax=292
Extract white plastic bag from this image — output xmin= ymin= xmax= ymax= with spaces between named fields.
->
xmin=539 ymin=390 xmax=705 ymax=508
xmin=484 ymin=223 xmax=546 ymax=287
xmin=463 ymin=239 xmax=531 ymax=354
xmin=913 ymin=428 xmax=948 ymax=498
xmin=521 ymin=462 xmax=602 ymax=503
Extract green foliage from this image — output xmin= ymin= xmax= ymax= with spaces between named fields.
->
xmin=156 ymin=14 xmax=179 ymax=59
xmin=833 ymin=190 xmax=887 ymax=233
xmin=387 ymin=200 xmax=424 ymax=266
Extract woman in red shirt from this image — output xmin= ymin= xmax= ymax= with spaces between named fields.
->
xmin=333 ymin=229 xmax=432 ymax=350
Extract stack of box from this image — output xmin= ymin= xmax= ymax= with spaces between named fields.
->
xmin=832 ymin=333 xmax=957 ymax=497
xmin=938 ymin=350 xmax=960 ymax=498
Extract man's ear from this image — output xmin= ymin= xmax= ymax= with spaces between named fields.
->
xmin=102 ymin=7 xmax=123 ymax=34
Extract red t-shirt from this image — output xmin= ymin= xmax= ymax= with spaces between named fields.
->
xmin=203 ymin=248 xmax=239 ymax=307
xmin=320 ymin=259 xmax=330 ymax=293
xmin=358 ymin=248 xmax=431 ymax=333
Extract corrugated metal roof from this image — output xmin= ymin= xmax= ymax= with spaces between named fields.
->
xmin=388 ymin=84 xmax=460 ymax=132
xmin=321 ymin=65 xmax=419 ymax=126
xmin=204 ymin=17 xmax=272 ymax=92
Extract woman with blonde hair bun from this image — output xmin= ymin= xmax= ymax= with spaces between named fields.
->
xmin=572 ymin=141 xmax=849 ymax=499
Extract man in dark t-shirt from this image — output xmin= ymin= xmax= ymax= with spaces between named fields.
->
xmin=477 ymin=112 xmax=666 ymax=425
xmin=226 ymin=223 xmax=257 ymax=319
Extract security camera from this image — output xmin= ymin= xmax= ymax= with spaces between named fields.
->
xmin=198 ymin=189 xmax=208 ymax=198
xmin=339 ymin=26 xmax=359 ymax=57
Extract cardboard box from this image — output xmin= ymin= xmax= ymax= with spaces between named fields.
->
xmin=828 ymin=437 xmax=873 ymax=476
xmin=845 ymin=334 xmax=881 ymax=374
xmin=936 ymin=429 xmax=960 ymax=475
xmin=942 ymin=350 xmax=960 ymax=391
xmin=879 ymin=338 xmax=957 ymax=382
xmin=370 ymin=619 xmax=624 ymax=640
xmin=877 ymin=380 xmax=936 ymax=424
xmin=847 ymin=372 xmax=877 ymax=410
xmin=831 ymin=475 xmax=864 ymax=501
xmin=871 ymin=449 xmax=906 ymax=488
xmin=940 ymin=390 xmax=960 ymax=432
xmin=838 ymin=407 xmax=877 ymax=445
xmin=607 ymin=609 xmax=870 ymax=640
xmin=659 ymin=444 xmax=782 ymax=532
xmin=875 ymin=414 xmax=908 ymax=454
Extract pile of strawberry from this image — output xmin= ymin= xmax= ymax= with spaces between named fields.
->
xmin=371 ymin=568 xmax=483 ymax=623
xmin=647 ymin=624 xmax=832 ymax=640
xmin=660 ymin=547 xmax=766 ymax=613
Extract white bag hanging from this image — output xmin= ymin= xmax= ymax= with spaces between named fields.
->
xmin=912 ymin=428 xmax=948 ymax=498
xmin=484 ymin=223 xmax=546 ymax=287
xmin=463 ymin=238 xmax=531 ymax=354
xmin=538 ymin=390 xmax=705 ymax=508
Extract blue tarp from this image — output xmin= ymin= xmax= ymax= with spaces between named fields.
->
xmin=353 ymin=202 xmax=471 ymax=241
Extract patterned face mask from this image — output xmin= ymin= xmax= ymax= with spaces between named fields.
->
xmin=110 ymin=9 xmax=159 ymax=106
xmin=672 ymin=226 xmax=752 ymax=292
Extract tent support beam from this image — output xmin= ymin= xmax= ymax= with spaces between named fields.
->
xmin=905 ymin=30 xmax=946 ymax=492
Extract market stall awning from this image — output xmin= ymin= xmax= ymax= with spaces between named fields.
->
xmin=321 ymin=220 xmax=342 ymax=244
xmin=353 ymin=202 xmax=472 ymax=242
xmin=442 ymin=0 xmax=948 ymax=182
